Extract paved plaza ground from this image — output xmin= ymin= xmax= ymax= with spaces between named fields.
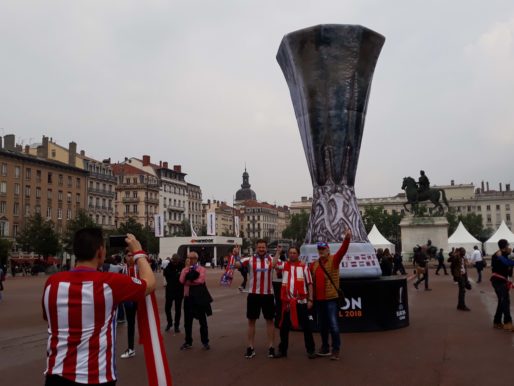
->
xmin=1 ymin=266 xmax=514 ymax=386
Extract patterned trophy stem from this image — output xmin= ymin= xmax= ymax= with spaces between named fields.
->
xmin=306 ymin=184 xmax=368 ymax=244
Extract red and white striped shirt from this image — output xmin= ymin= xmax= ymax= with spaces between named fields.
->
xmin=241 ymin=255 xmax=275 ymax=295
xmin=276 ymin=261 xmax=312 ymax=303
xmin=42 ymin=267 xmax=146 ymax=384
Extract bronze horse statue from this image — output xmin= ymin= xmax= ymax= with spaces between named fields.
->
xmin=401 ymin=177 xmax=449 ymax=215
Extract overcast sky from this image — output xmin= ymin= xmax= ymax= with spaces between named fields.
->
xmin=1 ymin=0 xmax=514 ymax=206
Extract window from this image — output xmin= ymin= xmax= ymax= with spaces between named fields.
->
xmin=89 ymin=181 xmax=93 ymax=189
xmin=506 ymin=204 xmax=511 ymax=211
xmin=1 ymin=163 xmax=7 ymax=176
xmin=25 ymin=168 xmax=31 ymax=180
xmin=467 ymin=206 xmax=472 ymax=212
xmin=477 ymin=205 xmax=481 ymax=211
xmin=96 ymin=182 xmax=100 ymax=190
xmin=108 ymin=199 xmax=112 ymax=209
xmin=48 ymin=172 xmax=53 ymax=184
xmin=89 ymin=196 xmax=93 ymax=207
xmin=125 ymin=205 xmax=130 ymax=214
xmin=67 ymin=192 xmax=71 ymax=203
xmin=25 ymin=185 xmax=31 ymax=197
xmin=487 ymin=214 xmax=492 ymax=223
xmin=133 ymin=204 xmax=137 ymax=213
xmin=486 ymin=205 xmax=491 ymax=211
xmin=58 ymin=174 xmax=63 ymax=186
xmin=15 ymin=166 xmax=20 ymax=178
xmin=13 ymin=224 xmax=18 ymax=238
xmin=133 ymin=191 xmax=138 ymax=198
xmin=67 ymin=208 xmax=72 ymax=220
xmin=47 ymin=206 xmax=52 ymax=218
xmin=496 ymin=205 xmax=501 ymax=211
xmin=36 ymin=170 xmax=41 ymax=181
xmin=13 ymin=202 xmax=19 ymax=216
xmin=51 ymin=149 xmax=56 ymax=158
xmin=67 ymin=176 xmax=72 ymax=187
xmin=0 ymin=182 xmax=6 ymax=194
xmin=58 ymin=191 xmax=63 ymax=202
xmin=507 ymin=214 xmax=511 ymax=222
xmin=0 ymin=220 xmax=8 ymax=236
xmin=35 ymin=205 xmax=41 ymax=214
xmin=76 ymin=193 xmax=81 ymax=204
xmin=57 ymin=208 xmax=63 ymax=219
xmin=76 ymin=178 xmax=81 ymax=188
xmin=36 ymin=188 xmax=41 ymax=198
xmin=47 ymin=189 xmax=52 ymax=199
xmin=25 ymin=204 xmax=30 ymax=216
xmin=102 ymin=215 xmax=105 ymax=225
xmin=0 ymin=201 xmax=6 ymax=213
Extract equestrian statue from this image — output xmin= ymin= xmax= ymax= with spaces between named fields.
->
xmin=401 ymin=170 xmax=449 ymax=215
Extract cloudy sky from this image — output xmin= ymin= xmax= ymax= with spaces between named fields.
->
xmin=1 ymin=0 xmax=513 ymax=206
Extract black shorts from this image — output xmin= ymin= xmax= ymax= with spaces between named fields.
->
xmin=246 ymin=293 xmax=275 ymax=320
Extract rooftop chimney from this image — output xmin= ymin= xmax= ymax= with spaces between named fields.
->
xmin=486 ymin=182 xmax=489 ymax=191
xmin=24 ymin=145 xmax=30 ymax=154
xmin=159 ymin=161 xmax=162 ymax=167
xmin=41 ymin=136 xmax=49 ymax=158
xmin=68 ymin=142 xmax=77 ymax=167
xmin=163 ymin=162 xmax=168 ymax=169
xmin=142 ymin=155 xmax=150 ymax=166
xmin=451 ymin=180 xmax=455 ymax=186
xmin=80 ymin=150 xmax=85 ymax=156
xmin=506 ymin=184 xmax=511 ymax=192
xmin=0 ymin=136 xmax=3 ymax=149
xmin=3 ymin=134 xmax=15 ymax=151
xmin=500 ymin=183 xmax=503 ymax=192
xmin=481 ymin=181 xmax=485 ymax=191
xmin=173 ymin=165 xmax=182 ymax=173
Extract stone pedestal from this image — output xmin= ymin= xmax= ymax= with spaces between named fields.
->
xmin=400 ymin=216 xmax=449 ymax=258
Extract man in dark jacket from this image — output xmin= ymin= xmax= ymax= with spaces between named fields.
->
xmin=491 ymin=239 xmax=514 ymax=331
xmin=413 ymin=246 xmax=431 ymax=291
xmin=163 ymin=254 xmax=184 ymax=333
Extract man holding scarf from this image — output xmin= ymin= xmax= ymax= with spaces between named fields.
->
xmin=274 ymin=246 xmax=315 ymax=359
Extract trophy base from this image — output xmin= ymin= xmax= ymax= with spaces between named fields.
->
xmin=300 ymin=242 xmax=382 ymax=278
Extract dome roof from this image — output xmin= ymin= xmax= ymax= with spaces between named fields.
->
xmin=235 ymin=168 xmax=257 ymax=202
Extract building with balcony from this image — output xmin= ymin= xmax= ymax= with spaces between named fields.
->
xmin=187 ymin=183 xmax=202 ymax=235
xmin=202 ymin=200 xmax=238 ymax=236
xmin=0 ymin=134 xmax=87 ymax=244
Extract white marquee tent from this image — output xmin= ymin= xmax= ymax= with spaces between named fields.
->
xmin=485 ymin=221 xmax=514 ymax=255
xmin=448 ymin=221 xmax=481 ymax=256
xmin=367 ymin=225 xmax=395 ymax=253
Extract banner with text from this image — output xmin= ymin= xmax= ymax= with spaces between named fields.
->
xmin=154 ymin=214 xmax=164 ymax=237
xmin=207 ymin=212 xmax=216 ymax=236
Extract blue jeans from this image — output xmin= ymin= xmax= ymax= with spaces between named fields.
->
xmin=316 ymin=299 xmax=341 ymax=352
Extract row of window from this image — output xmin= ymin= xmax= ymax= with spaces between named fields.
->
xmin=0 ymin=164 xmax=83 ymax=187
xmin=89 ymin=181 xmax=113 ymax=192
xmin=123 ymin=204 xmax=158 ymax=215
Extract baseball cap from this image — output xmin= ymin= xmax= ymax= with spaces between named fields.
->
xmin=317 ymin=241 xmax=329 ymax=249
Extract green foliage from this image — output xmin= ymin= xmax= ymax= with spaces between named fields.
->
xmin=446 ymin=212 xmax=484 ymax=239
xmin=282 ymin=211 xmax=309 ymax=244
xmin=16 ymin=213 xmax=61 ymax=257
xmin=0 ymin=238 xmax=12 ymax=266
xmin=362 ymin=205 xmax=403 ymax=244
xmin=114 ymin=218 xmax=159 ymax=254
xmin=63 ymin=209 xmax=99 ymax=252
xmin=172 ymin=220 xmax=192 ymax=237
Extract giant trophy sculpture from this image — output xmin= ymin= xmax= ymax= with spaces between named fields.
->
xmin=277 ymin=24 xmax=385 ymax=278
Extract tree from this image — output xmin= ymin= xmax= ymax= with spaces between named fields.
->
xmin=16 ymin=213 xmax=61 ymax=258
xmin=446 ymin=212 xmax=484 ymax=239
xmin=114 ymin=218 xmax=159 ymax=255
xmin=172 ymin=220 xmax=192 ymax=237
xmin=282 ymin=211 xmax=309 ymax=244
xmin=63 ymin=209 xmax=99 ymax=253
xmin=362 ymin=205 xmax=403 ymax=245
xmin=0 ymin=238 xmax=12 ymax=266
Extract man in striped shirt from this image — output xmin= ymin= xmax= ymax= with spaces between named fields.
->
xmin=42 ymin=228 xmax=156 ymax=386
xmin=235 ymin=239 xmax=280 ymax=359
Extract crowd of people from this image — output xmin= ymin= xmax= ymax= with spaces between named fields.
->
xmin=8 ymin=223 xmax=509 ymax=385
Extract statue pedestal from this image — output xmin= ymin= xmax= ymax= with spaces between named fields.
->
xmin=400 ymin=216 xmax=449 ymax=258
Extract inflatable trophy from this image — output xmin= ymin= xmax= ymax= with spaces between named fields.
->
xmin=277 ymin=24 xmax=385 ymax=278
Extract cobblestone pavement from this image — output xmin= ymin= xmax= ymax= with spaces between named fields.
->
xmin=1 ymin=266 xmax=513 ymax=386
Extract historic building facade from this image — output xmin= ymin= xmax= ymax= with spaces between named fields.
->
xmin=0 ymin=135 xmax=88 ymax=244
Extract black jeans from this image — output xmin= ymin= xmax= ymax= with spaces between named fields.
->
xmin=165 ymin=291 xmax=183 ymax=329
xmin=45 ymin=375 xmax=115 ymax=386
xmin=457 ymin=276 xmax=467 ymax=308
xmin=492 ymin=280 xmax=512 ymax=324
xmin=278 ymin=303 xmax=315 ymax=355
xmin=435 ymin=260 xmax=447 ymax=275
xmin=393 ymin=262 xmax=406 ymax=275
xmin=124 ymin=301 xmax=137 ymax=350
xmin=475 ymin=263 xmax=483 ymax=283
xmin=184 ymin=297 xmax=209 ymax=346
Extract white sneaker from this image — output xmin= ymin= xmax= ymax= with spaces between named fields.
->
xmin=120 ymin=348 xmax=135 ymax=359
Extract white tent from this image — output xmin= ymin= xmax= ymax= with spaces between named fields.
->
xmin=485 ymin=221 xmax=514 ymax=255
xmin=448 ymin=221 xmax=481 ymax=257
xmin=367 ymin=225 xmax=395 ymax=253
